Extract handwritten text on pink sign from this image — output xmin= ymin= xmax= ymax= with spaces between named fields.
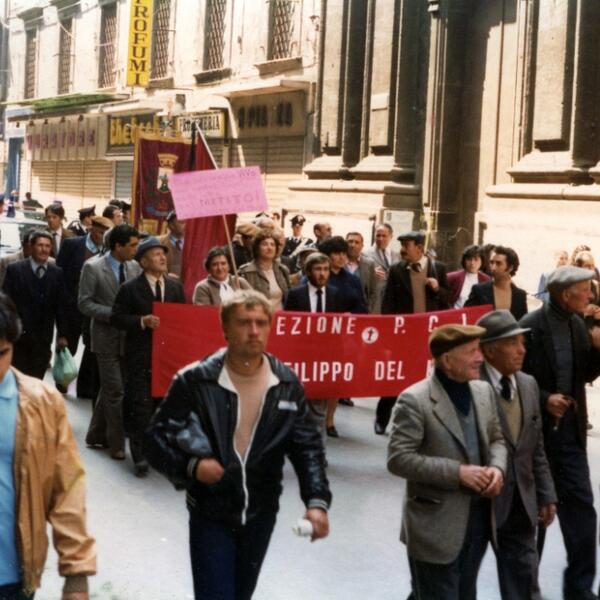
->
xmin=169 ymin=166 xmax=268 ymax=219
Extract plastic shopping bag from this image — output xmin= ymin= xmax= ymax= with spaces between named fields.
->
xmin=52 ymin=347 xmax=78 ymax=387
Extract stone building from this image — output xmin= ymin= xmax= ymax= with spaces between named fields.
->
xmin=292 ymin=0 xmax=600 ymax=290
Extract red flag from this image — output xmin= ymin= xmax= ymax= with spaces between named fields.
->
xmin=132 ymin=132 xmax=236 ymax=300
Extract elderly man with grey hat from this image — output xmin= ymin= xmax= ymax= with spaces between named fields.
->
xmin=519 ymin=266 xmax=600 ymax=600
xmin=477 ymin=309 xmax=557 ymax=600
xmin=388 ymin=324 xmax=506 ymax=600
xmin=111 ymin=236 xmax=186 ymax=476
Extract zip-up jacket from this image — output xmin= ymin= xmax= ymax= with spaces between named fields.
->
xmin=144 ymin=349 xmax=331 ymax=525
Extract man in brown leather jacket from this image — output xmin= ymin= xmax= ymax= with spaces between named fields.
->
xmin=0 ymin=293 xmax=96 ymax=600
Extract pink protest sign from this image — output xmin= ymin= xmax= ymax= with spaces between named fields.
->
xmin=168 ymin=166 xmax=268 ymax=219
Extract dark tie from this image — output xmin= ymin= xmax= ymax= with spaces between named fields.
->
xmin=316 ymin=288 xmax=323 ymax=313
xmin=118 ymin=263 xmax=125 ymax=285
xmin=36 ymin=265 xmax=45 ymax=279
xmin=381 ymin=251 xmax=389 ymax=269
xmin=155 ymin=280 xmax=162 ymax=302
xmin=175 ymin=240 xmax=182 ymax=251
xmin=500 ymin=376 xmax=511 ymax=401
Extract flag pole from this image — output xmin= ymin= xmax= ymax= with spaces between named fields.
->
xmin=193 ymin=123 xmax=240 ymax=287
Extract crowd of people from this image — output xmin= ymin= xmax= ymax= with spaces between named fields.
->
xmin=2 ymin=195 xmax=600 ymax=599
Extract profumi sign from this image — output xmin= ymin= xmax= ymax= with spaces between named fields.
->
xmin=126 ymin=0 xmax=154 ymax=87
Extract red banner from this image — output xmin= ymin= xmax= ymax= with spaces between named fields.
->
xmin=152 ymin=304 xmax=493 ymax=398
xmin=132 ymin=132 xmax=236 ymax=300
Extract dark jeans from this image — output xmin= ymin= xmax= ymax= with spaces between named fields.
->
xmin=0 ymin=582 xmax=34 ymax=600
xmin=409 ymin=499 xmax=490 ymax=600
xmin=189 ymin=511 xmax=276 ymax=600
xmin=12 ymin=335 xmax=50 ymax=380
xmin=544 ymin=410 xmax=597 ymax=594
xmin=493 ymin=493 xmax=538 ymax=600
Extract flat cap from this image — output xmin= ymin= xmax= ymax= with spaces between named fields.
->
xmin=78 ymin=205 xmax=95 ymax=217
xmin=477 ymin=309 xmax=530 ymax=344
xmin=546 ymin=265 xmax=594 ymax=293
xmin=90 ymin=215 xmax=113 ymax=230
xmin=429 ymin=324 xmax=486 ymax=358
xmin=297 ymin=245 xmax=317 ymax=256
xmin=290 ymin=214 xmax=306 ymax=226
xmin=397 ymin=230 xmax=426 ymax=244
xmin=135 ymin=236 xmax=168 ymax=262
xmin=236 ymin=222 xmax=260 ymax=237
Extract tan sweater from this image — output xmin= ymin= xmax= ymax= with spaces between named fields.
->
xmin=227 ymin=358 xmax=271 ymax=459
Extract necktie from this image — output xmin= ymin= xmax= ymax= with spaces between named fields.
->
xmin=36 ymin=265 xmax=45 ymax=279
xmin=52 ymin=232 xmax=59 ymax=255
xmin=118 ymin=263 xmax=125 ymax=285
xmin=316 ymin=288 xmax=323 ymax=313
xmin=411 ymin=262 xmax=421 ymax=273
xmin=155 ymin=279 xmax=162 ymax=301
xmin=500 ymin=376 xmax=511 ymax=401
xmin=175 ymin=240 xmax=182 ymax=251
xmin=381 ymin=251 xmax=389 ymax=269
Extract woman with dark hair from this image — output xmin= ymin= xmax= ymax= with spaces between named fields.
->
xmin=192 ymin=246 xmax=251 ymax=305
xmin=447 ymin=244 xmax=490 ymax=308
xmin=238 ymin=231 xmax=290 ymax=311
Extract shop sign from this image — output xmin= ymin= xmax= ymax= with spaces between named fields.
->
xmin=126 ymin=0 xmax=153 ymax=87
xmin=107 ymin=113 xmax=160 ymax=154
xmin=232 ymin=91 xmax=305 ymax=138
xmin=177 ymin=110 xmax=227 ymax=139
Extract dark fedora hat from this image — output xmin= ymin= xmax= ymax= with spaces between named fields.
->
xmin=476 ymin=309 xmax=530 ymax=344
xmin=135 ymin=236 xmax=169 ymax=262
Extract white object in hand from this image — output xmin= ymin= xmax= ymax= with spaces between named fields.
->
xmin=292 ymin=518 xmax=313 ymax=537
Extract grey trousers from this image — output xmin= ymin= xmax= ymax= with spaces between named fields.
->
xmin=86 ymin=353 xmax=125 ymax=453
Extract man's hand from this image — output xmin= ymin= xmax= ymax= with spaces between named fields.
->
xmin=590 ymin=326 xmax=600 ymax=350
xmin=62 ymin=593 xmax=88 ymax=600
xmin=546 ymin=394 xmax=572 ymax=419
xmin=195 ymin=458 xmax=224 ymax=485
xmin=480 ymin=466 xmax=504 ymax=498
xmin=56 ymin=336 xmax=69 ymax=351
xmin=374 ymin=266 xmax=387 ymax=281
xmin=425 ymin=277 xmax=439 ymax=292
xmin=459 ymin=465 xmax=492 ymax=493
xmin=583 ymin=304 xmax=600 ymax=318
xmin=304 ymin=508 xmax=329 ymax=542
xmin=142 ymin=315 xmax=160 ymax=329
xmin=538 ymin=503 xmax=557 ymax=528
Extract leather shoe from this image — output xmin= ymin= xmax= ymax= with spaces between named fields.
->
xmin=326 ymin=426 xmax=339 ymax=438
xmin=134 ymin=461 xmax=149 ymax=477
xmin=565 ymin=590 xmax=598 ymax=600
xmin=338 ymin=398 xmax=354 ymax=407
xmin=110 ymin=450 xmax=126 ymax=461
xmin=374 ymin=422 xmax=386 ymax=435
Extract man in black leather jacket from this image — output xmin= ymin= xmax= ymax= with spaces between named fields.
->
xmin=145 ymin=289 xmax=331 ymax=600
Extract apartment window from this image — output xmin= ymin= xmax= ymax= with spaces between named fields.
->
xmin=150 ymin=0 xmax=171 ymax=79
xmin=203 ymin=0 xmax=227 ymax=71
xmin=24 ymin=28 xmax=37 ymax=99
xmin=268 ymin=0 xmax=295 ymax=60
xmin=98 ymin=3 xmax=117 ymax=88
xmin=57 ymin=18 xmax=72 ymax=95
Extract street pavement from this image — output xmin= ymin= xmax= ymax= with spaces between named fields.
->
xmin=35 ymin=381 xmax=600 ymax=600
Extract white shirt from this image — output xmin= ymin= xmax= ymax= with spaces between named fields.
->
xmin=377 ymin=247 xmax=392 ymax=268
xmin=219 ymin=280 xmax=235 ymax=302
xmin=455 ymin=272 xmax=479 ymax=308
xmin=145 ymin=272 xmax=165 ymax=301
xmin=484 ymin=363 xmax=516 ymax=400
xmin=308 ymin=282 xmax=326 ymax=313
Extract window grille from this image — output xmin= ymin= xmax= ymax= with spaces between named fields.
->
xmin=268 ymin=0 xmax=295 ymax=60
xmin=58 ymin=18 xmax=72 ymax=95
xmin=24 ymin=29 xmax=37 ymax=99
xmin=203 ymin=0 xmax=227 ymax=71
xmin=150 ymin=0 xmax=171 ymax=79
xmin=98 ymin=3 xmax=117 ymax=88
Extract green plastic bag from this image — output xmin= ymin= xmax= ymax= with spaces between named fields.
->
xmin=52 ymin=347 xmax=78 ymax=387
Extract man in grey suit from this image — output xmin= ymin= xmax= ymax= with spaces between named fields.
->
xmin=361 ymin=223 xmax=400 ymax=313
xmin=477 ymin=309 xmax=557 ymax=600
xmin=345 ymin=231 xmax=378 ymax=313
xmin=78 ymin=224 xmax=141 ymax=460
xmin=388 ymin=324 xmax=507 ymax=600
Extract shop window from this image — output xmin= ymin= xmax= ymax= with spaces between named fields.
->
xmin=57 ymin=18 xmax=73 ymax=95
xmin=268 ymin=0 xmax=295 ymax=60
xmin=203 ymin=0 xmax=227 ymax=71
xmin=98 ymin=3 xmax=117 ymax=88
xmin=150 ymin=0 xmax=172 ymax=79
xmin=24 ymin=28 xmax=37 ymax=99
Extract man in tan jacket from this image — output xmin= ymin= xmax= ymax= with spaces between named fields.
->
xmin=0 ymin=292 xmax=96 ymax=599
